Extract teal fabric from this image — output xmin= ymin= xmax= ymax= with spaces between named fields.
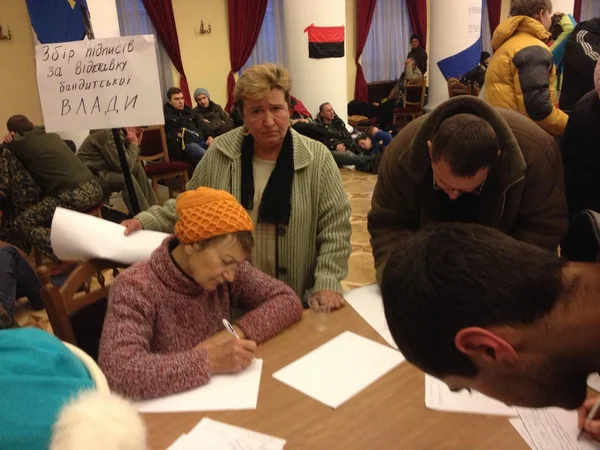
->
xmin=0 ymin=328 xmax=94 ymax=450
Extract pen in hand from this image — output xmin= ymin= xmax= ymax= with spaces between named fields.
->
xmin=578 ymin=397 xmax=600 ymax=440
xmin=222 ymin=319 xmax=256 ymax=361
xmin=222 ymin=318 xmax=241 ymax=340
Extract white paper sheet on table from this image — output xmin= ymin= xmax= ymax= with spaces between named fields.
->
xmin=167 ymin=418 xmax=286 ymax=450
xmin=509 ymin=418 xmax=535 ymax=449
xmin=167 ymin=434 xmax=190 ymax=450
xmin=425 ymin=374 xmax=517 ymax=416
xmin=344 ymin=284 xmax=399 ymax=350
xmin=516 ymin=407 xmax=599 ymax=450
xmin=50 ymin=207 xmax=169 ymax=265
xmin=272 ymin=331 xmax=404 ymax=409
xmin=138 ymin=359 xmax=263 ymax=413
xmin=588 ymin=373 xmax=600 ymax=392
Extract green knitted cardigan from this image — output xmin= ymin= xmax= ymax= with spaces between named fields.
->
xmin=136 ymin=127 xmax=351 ymax=298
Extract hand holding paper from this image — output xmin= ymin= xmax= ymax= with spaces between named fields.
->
xmin=51 ymin=207 xmax=168 ymax=265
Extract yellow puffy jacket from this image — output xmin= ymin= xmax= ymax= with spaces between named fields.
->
xmin=484 ymin=16 xmax=568 ymax=136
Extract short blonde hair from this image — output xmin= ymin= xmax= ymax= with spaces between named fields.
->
xmin=234 ymin=63 xmax=291 ymax=111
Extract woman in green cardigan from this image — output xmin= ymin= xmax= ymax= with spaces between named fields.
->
xmin=122 ymin=63 xmax=351 ymax=308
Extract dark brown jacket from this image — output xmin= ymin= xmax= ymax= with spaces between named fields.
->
xmin=368 ymin=96 xmax=568 ymax=282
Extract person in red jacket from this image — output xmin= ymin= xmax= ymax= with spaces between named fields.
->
xmin=99 ymin=187 xmax=303 ymax=400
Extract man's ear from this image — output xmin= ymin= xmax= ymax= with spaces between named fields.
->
xmin=455 ymin=327 xmax=518 ymax=365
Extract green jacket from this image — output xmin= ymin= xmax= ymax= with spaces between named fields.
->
xmin=77 ymin=129 xmax=139 ymax=174
xmin=136 ymin=128 xmax=352 ymax=297
xmin=8 ymin=126 xmax=93 ymax=196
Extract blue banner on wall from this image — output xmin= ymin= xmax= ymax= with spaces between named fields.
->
xmin=437 ymin=37 xmax=483 ymax=80
xmin=25 ymin=0 xmax=90 ymax=44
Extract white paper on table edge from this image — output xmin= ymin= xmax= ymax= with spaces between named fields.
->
xmin=273 ymin=331 xmax=404 ymax=409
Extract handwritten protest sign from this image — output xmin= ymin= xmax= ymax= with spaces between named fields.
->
xmin=35 ymin=35 xmax=164 ymax=132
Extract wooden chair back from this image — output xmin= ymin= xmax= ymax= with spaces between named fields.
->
xmin=446 ymin=77 xmax=460 ymax=97
xmin=37 ymin=259 xmax=128 ymax=360
xmin=138 ymin=125 xmax=170 ymax=163
xmin=403 ymin=77 xmax=427 ymax=109
xmin=448 ymin=78 xmax=471 ymax=97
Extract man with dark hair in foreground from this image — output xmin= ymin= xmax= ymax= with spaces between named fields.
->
xmin=381 ymin=222 xmax=600 ymax=439
xmin=368 ymin=96 xmax=568 ymax=283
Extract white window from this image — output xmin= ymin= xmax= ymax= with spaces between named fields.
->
xmin=241 ymin=0 xmax=287 ymax=72
xmin=361 ymin=0 xmax=413 ymax=82
xmin=115 ymin=0 xmax=174 ymax=100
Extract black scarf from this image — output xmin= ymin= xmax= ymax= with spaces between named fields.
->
xmin=240 ymin=129 xmax=294 ymax=225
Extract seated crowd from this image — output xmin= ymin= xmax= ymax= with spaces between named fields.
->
xmin=3 ymin=0 xmax=600 ymax=445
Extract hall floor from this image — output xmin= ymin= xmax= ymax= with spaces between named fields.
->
xmin=14 ymin=169 xmax=377 ymax=332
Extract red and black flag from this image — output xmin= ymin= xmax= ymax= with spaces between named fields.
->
xmin=304 ymin=24 xmax=345 ymax=59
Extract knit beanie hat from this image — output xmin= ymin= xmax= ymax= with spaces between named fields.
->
xmin=175 ymin=187 xmax=253 ymax=245
xmin=595 ymin=60 xmax=600 ymax=100
xmin=193 ymin=88 xmax=210 ymax=100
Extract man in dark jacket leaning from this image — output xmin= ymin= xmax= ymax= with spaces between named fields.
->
xmin=192 ymin=88 xmax=234 ymax=136
xmin=1 ymin=115 xmax=103 ymax=259
xmin=163 ymin=87 xmax=214 ymax=166
xmin=368 ymin=96 xmax=568 ymax=283
xmin=313 ymin=102 xmax=375 ymax=172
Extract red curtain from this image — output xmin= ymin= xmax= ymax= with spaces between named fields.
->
xmin=141 ymin=0 xmax=192 ymax=106
xmin=574 ymin=0 xmax=582 ymax=21
xmin=406 ymin=0 xmax=427 ymax=48
xmin=225 ymin=0 xmax=269 ymax=112
xmin=487 ymin=0 xmax=502 ymax=37
xmin=354 ymin=0 xmax=378 ymax=102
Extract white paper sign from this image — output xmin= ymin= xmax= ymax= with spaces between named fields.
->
xmin=466 ymin=0 xmax=482 ymax=39
xmin=35 ymin=35 xmax=164 ymax=132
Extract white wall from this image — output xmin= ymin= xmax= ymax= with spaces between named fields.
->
xmin=88 ymin=0 xmax=120 ymax=38
xmin=427 ymin=0 xmax=482 ymax=109
xmin=59 ymin=0 xmax=120 ymax=148
xmin=551 ymin=0 xmax=575 ymax=15
xmin=283 ymin=0 xmax=348 ymax=122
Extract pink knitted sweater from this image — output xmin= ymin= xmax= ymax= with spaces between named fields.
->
xmin=98 ymin=237 xmax=303 ymax=400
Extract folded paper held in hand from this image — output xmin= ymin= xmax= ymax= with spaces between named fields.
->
xmin=50 ymin=207 xmax=168 ymax=265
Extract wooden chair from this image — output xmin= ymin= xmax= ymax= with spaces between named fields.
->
xmin=447 ymin=77 xmax=472 ymax=98
xmin=138 ymin=125 xmax=189 ymax=199
xmin=392 ymin=77 xmax=427 ymax=128
xmin=37 ymin=259 xmax=128 ymax=361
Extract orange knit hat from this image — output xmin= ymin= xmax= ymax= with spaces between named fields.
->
xmin=175 ymin=187 xmax=254 ymax=245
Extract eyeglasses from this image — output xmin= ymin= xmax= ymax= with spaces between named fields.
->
xmin=432 ymin=165 xmax=486 ymax=195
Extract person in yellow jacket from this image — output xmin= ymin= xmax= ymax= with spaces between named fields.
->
xmin=485 ymin=0 xmax=568 ymax=136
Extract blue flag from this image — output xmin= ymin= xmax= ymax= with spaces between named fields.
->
xmin=25 ymin=0 xmax=90 ymax=44
xmin=437 ymin=38 xmax=483 ymax=80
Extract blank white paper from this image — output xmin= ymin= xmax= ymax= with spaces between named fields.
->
xmin=516 ymin=407 xmax=599 ymax=450
xmin=509 ymin=418 xmax=535 ymax=449
xmin=138 ymin=358 xmax=263 ymax=413
xmin=344 ymin=284 xmax=399 ymax=350
xmin=179 ymin=418 xmax=286 ymax=450
xmin=50 ymin=207 xmax=169 ymax=265
xmin=588 ymin=373 xmax=600 ymax=392
xmin=272 ymin=331 xmax=404 ymax=409
xmin=166 ymin=434 xmax=190 ymax=450
xmin=425 ymin=375 xmax=517 ymax=416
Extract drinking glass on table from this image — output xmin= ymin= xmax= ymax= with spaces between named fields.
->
xmin=308 ymin=294 xmax=330 ymax=332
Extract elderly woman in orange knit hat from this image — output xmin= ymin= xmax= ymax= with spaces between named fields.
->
xmin=99 ymin=187 xmax=303 ymax=401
